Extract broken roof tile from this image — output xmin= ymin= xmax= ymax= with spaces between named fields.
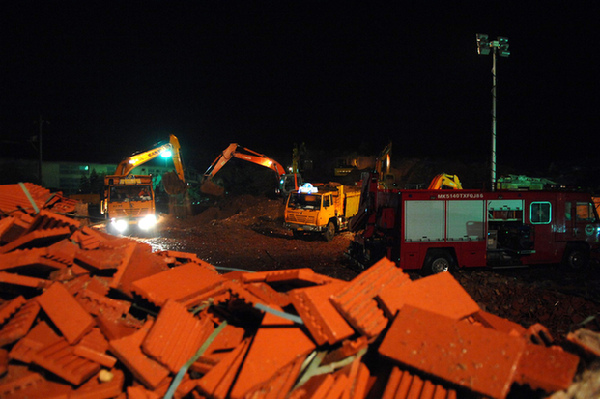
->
xmin=0 ymin=213 xmax=34 ymax=244
xmin=109 ymin=242 xmax=170 ymax=296
xmin=0 ymin=299 xmax=40 ymax=347
xmin=566 ymin=328 xmax=600 ymax=357
xmin=37 ymin=282 xmax=95 ymax=344
xmin=515 ymin=343 xmax=579 ymax=393
xmin=8 ymin=321 xmax=61 ymax=364
xmin=0 ymin=364 xmax=45 ymax=397
xmin=229 ymin=312 xmax=316 ymax=399
xmin=377 ymin=271 xmax=479 ymax=320
xmin=73 ymin=328 xmax=116 ymax=369
xmin=289 ymin=280 xmax=355 ymax=346
xmin=25 ymin=209 xmax=81 ymax=233
xmin=0 ymin=226 xmax=73 ymax=254
xmin=108 ymin=320 xmax=171 ymax=390
xmin=379 ymin=305 xmax=525 ymax=399
xmin=0 ymin=270 xmax=49 ymax=289
xmin=243 ymin=281 xmax=291 ymax=308
xmin=130 ymin=263 xmax=224 ymax=307
xmin=32 ymin=337 xmax=101 ymax=386
xmin=76 ymin=288 xmax=131 ymax=320
xmin=0 ymin=296 xmax=26 ymax=325
xmin=197 ymin=338 xmax=251 ymax=399
xmin=382 ymin=366 xmax=457 ymax=399
xmin=241 ymin=268 xmax=332 ymax=286
xmin=142 ymin=299 xmax=215 ymax=373
xmin=70 ymin=368 xmax=125 ymax=399
xmin=0 ymin=247 xmax=67 ymax=274
xmin=330 ymin=257 xmax=403 ymax=337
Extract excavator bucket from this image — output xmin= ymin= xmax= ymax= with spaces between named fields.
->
xmin=200 ymin=179 xmax=225 ymax=196
xmin=162 ymin=172 xmax=187 ymax=195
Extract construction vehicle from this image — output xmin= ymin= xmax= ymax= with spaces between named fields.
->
xmin=428 ymin=173 xmax=463 ymax=190
xmin=285 ymin=182 xmax=361 ymax=241
xmin=200 ymin=143 xmax=301 ymax=197
xmin=347 ymin=171 xmax=600 ymax=274
xmin=101 ymin=134 xmax=186 ymax=235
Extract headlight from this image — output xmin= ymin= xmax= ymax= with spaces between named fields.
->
xmin=138 ymin=214 xmax=158 ymax=231
xmin=111 ymin=218 xmax=129 ymax=234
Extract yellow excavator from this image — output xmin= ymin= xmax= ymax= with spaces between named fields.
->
xmin=200 ymin=143 xmax=301 ymax=197
xmin=101 ymin=134 xmax=186 ymax=235
xmin=428 ymin=173 xmax=463 ymax=190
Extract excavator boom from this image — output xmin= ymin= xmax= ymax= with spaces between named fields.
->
xmin=428 ymin=173 xmax=463 ymax=190
xmin=201 ymin=143 xmax=297 ymax=196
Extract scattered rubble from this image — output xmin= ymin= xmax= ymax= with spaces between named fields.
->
xmin=0 ymin=183 xmax=599 ymax=398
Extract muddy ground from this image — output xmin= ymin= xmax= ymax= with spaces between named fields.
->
xmin=135 ymin=194 xmax=600 ymax=346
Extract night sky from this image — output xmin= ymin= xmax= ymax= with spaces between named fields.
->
xmin=2 ymin=2 xmax=599 ymax=176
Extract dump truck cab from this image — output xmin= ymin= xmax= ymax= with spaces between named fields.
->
xmin=285 ymin=183 xmax=361 ymax=241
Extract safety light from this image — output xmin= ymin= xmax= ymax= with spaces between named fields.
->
xmin=111 ymin=218 xmax=129 ymax=234
xmin=160 ymin=150 xmax=172 ymax=158
xmin=138 ymin=214 xmax=158 ymax=230
xmin=299 ymin=183 xmax=318 ymax=194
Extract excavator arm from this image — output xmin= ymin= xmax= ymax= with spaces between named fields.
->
xmin=201 ymin=143 xmax=292 ymax=196
xmin=428 ymin=173 xmax=463 ymax=190
xmin=114 ymin=134 xmax=185 ymax=180
xmin=203 ymin=144 xmax=286 ymax=179
xmin=113 ymin=134 xmax=186 ymax=195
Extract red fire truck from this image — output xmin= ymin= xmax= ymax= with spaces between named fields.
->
xmin=347 ymin=172 xmax=600 ymax=274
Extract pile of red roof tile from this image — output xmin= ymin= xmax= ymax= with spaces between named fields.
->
xmin=0 ymin=183 xmax=595 ymax=398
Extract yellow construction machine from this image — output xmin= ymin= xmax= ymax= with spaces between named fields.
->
xmin=101 ymin=134 xmax=186 ymax=235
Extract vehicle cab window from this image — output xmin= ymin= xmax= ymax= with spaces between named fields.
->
xmin=576 ymin=202 xmax=598 ymax=222
xmin=530 ymin=201 xmax=551 ymax=224
xmin=323 ymin=194 xmax=330 ymax=208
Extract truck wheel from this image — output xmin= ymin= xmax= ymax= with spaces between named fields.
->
xmin=562 ymin=246 xmax=590 ymax=270
xmin=423 ymin=250 xmax=452 ymax=275
xmin=323 ymin=221 xmax=335 ymax=242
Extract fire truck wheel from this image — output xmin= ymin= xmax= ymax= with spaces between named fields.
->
xmin=562 ymin=246 xmax=590 ymax=270
xmin=424 ymin=250 xmax=453 ymax=275
xmin=323 ymin=221 xmax=336 ymax=242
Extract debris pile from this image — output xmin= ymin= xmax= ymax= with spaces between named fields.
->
xmin=0 ymin=184 xmax=597 ymax=398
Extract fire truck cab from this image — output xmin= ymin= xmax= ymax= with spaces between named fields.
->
xmin=348 ymin=173 xmax=600 ymax=274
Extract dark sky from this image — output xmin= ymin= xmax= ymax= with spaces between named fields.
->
xmin=2 ymin=2 xmax=598 ymax=175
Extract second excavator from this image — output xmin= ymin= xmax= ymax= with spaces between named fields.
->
xmin=200 ymin=143 xmax=301 ymax=197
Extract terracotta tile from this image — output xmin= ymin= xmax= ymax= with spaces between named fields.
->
xmin=330 ymin=257 xmax=403 ymax=337
xmin=0 ymin=213 xmax=34 ymax=243
xmin=25 ymin=209 xmax=80 ymax=233
xmin=0 ymin=296 xmax=26 ymax=324
xmin=75 ymin=244 xmax=134 ymax=272
xmin=130 ymin=263 xmax=224 ymax=307
xmin=515 ymin=343 xmax=579 ymax=392
xmin=241 ymin=268 xmax=332 ymax=286
xmin=108 ymin=320 xmax=171 ymax=390
xmin=110 ymin=242 xmax=170 ymax=296
xmin=0 ymin=299 xmax=41 ymax=346
xmin=381 ymin=366 xmax=457 ymax=399
xmin=37 ymin=282 xmax=95 ymax=344
xmin=0 ymin=270 xmax=50 ymax=289
xmin=244 ymin=282 xmax=291 ymax=307
xmin=0 ymin=366 xmax=70 ymax=399
xmin=0 ymin=348 xmax=7 ymax=376
xmin=289 ymin=281 xmax=355 ymax=346
xmin=0 ymin=226 xmax=72 ymax=254
xmin=229 ymin=312 xmax=316 ymax=399
xmin=9 ymin=320 xmax=61 ymax=363
xmin=197 ymin=338 xmax=251 ymax=399
xmin=70 ymin=227 xmax=110 ymax=250
xmin=379 ymin=305 xmax=525 ymax=399
xmin=74 ymin=328 xmax=117 ymax=368
xmin=70 ymin=368 xmax=125 ymax=399
xmin=142 ymin=299 xmax=215 ymax=373
xmin=526 ymin=323 xmax=554 ymax=346
xmin=46 ymin=239 xmax=79 ymax=267
xmin=0 ymin=247 xmax=67 ymax=273
xmin=204 ymin=324 xmax=245 ymax=355
xmin=0 ymin=364 xmax=45 ymax=397
xmin=567 ymin=328 xmax=600 ymax=357
xmin=96 ymin=312 xmax=143 ymax=341
xmin=76 ymin=288 xmax=131 ymax=320
xmin=243 ymin=354 xmax=305 ymax=399
xmin=32 ymin=336 xmax=101 ymax=385
xmin=467 ymin=309 xmax=527 ymax=335
xmin=290 ymin=373 xmax=334 ymax=399
xmin=377 ymin=271 xmax=479 ymax=320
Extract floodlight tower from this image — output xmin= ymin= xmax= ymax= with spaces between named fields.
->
xmin=476 ymin=34 xmax=509 ymax=191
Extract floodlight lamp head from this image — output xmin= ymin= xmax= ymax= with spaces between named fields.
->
xmin=476 ymin=33 xmax=491 ymax=55
xmin=498 ymin=36 xmax=510 ymax=57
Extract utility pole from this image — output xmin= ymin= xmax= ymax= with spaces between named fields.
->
xmin=36 ymin=115 xmax=49 ymax=185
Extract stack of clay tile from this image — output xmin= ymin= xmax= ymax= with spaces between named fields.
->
xmin=0 ymin=183 xmax=594 ymax=398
